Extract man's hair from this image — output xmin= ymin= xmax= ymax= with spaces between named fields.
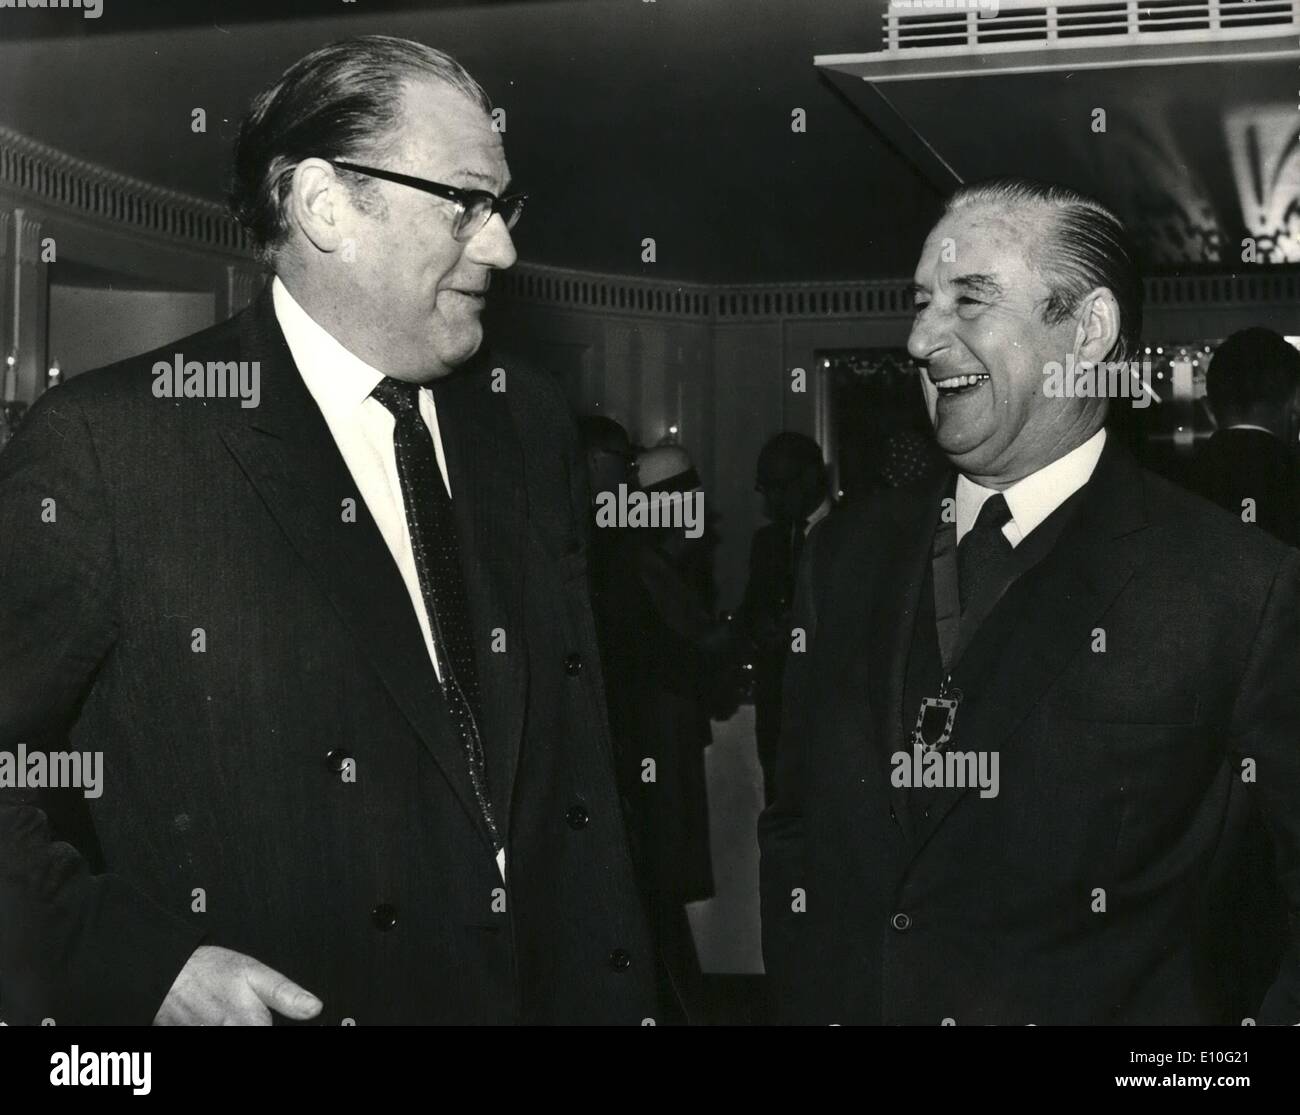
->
xmin=1206 ymin=327 xmax=1300 ymax=419
xmin=229 ymin=35 xmax=492 ymax=260
xmin=758 ymin=431 xmax=825 ymax=480
xmin=944 ymin=177 xmax=1143 ymax=364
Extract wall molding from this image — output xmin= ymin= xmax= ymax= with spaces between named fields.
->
xmin=498 ymin=260 xmax=1300 ymax=322
xmin=4 ymin=123 xmax=1297 ymax=322
xmin=0 ymin=123 xmax=254 ymax=259
xmin=496 ymin=264 xmax=930 ymax=321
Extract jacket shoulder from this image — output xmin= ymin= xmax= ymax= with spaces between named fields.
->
xmin=1138 ymin=464 xmax=1294 ymax=572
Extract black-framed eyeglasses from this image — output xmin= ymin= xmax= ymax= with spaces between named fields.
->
xmin=328 ymin=159 xmax=527 ymax=243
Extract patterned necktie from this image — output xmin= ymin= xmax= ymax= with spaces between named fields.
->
xmin=957 ymin=492 xmax=1014 ymax=613
xmin=371 ymin=376 xmax=501 ymax=851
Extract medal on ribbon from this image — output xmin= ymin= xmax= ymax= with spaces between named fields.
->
xmin=912 ymin=676 xmax=962 ymax=753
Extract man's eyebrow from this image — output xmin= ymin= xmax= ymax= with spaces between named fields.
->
xmin=950 ymin=273 xmax=1005 ymax=298
xmin=450 ymin=168 xmax=502 ymax=188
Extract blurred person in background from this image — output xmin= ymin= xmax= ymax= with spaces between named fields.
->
xmin=736 ymin=432 xmax=831 ymax=805
xmin=1190 ymin=327 xmax=1300 ymax=547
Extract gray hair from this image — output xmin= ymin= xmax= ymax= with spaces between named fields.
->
xmin=945 ymin=177 xmax=1143 ymax=364
xmin=229 ymin=35 xmax=492 ymax=260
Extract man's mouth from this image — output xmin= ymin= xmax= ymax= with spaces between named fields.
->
xmin=928 ymin=370 xmax=991 ymax=398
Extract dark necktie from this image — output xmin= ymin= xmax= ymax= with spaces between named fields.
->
xmin=371 ymin=377 xmax=501 ymax=851
xmin=957 ymin=492 xmax=1014 ymax=614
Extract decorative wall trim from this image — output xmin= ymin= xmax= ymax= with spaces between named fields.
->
xmin=3 ymin=126 xmax=1296 ymax=322
xmin=1144 ymin=270 xmax=1300 ymax=307
xmin=497 ymin=264 xmax=919 ymax=321
xmin=0 ymin=124 xmax=254 ymax=258
xmin=500 ymin=261 xmax=1300 ymax=321
xmin=495 ymin=263 xmax=717 ymax=321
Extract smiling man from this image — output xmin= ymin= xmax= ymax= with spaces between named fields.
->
xmin=759 ymin=178 xmax=1300 ymax=1025
xmin=0 ymin=37 xmax=657 ymax=1025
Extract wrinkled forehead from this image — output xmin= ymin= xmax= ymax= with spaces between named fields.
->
xmin=916 ymin=201 xmax=1051 ymax=290
xmin=391 ymin=78 xmax=509 ymax=185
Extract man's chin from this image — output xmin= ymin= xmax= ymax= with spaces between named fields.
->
xmin=934 ymin=421 xmax=982 ymax=458
xmin=432 ymin=330 xmax=484 ymax=374
xmin=933 ymin=425 xmax=999 ymax=472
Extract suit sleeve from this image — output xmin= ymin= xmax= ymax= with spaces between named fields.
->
xmin=1230 ymin=549 xmax=1300 ymax=1024
xmin=0 ymin=389 xmax=206 ymax=1025
xmin=756 ymin=519 xmax=822 ymax=1022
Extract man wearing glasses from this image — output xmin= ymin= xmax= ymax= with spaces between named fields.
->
xmin=0 ymin=36 xmax=657 ymax=1025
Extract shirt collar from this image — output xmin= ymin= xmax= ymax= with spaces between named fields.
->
xmin=805 ymin=496 xmax=833 ymax=533
xmin=271 ymin=275 xmax=388 ymax=414
xmin=956 ymin=427 xmax=1106 ymax=546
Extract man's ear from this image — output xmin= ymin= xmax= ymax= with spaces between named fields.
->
xmin=286 ymin=158 xmax=349 ymax=254
xmin=1073 ymin=287 xmax=1122 ymax=364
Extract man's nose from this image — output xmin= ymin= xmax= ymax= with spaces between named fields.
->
xmin=467 ymin=213 xmax=518 ymax=270
xmin=907 ymin=305 xmax=947 ymax=363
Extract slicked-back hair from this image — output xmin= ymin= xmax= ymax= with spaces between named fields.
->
xmin=229 ymin=35 xmax=492 ymax=261
xmin=944 ymin=177 xmax=1143 ymax=364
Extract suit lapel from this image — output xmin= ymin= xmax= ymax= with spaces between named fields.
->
xmin=429 ymin=364 xmax=528 ymax=836
xmin=216 ymin=290 xmax=499 ymax=857
xmin=867 ymin=475 xmax=950 ymax=845
xmin=910 ymin=440 xmax=1147 ymax=846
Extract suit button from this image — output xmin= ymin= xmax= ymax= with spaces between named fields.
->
xmin=891 ymin=912 xmax=911 ymax=932
xmin=325 ymin=749 xmax=353 ymax=773
xmin=564 ymin=652 xmax=583 ymax=676
xmin=371 ymin=903 xmax=398 ymax=930
xmin=565 ymin=804 xmax=590 ymax=829
xmin=608 ymin=948 xmax=631 ymax=971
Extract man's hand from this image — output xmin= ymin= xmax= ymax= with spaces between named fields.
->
xmin=153 ymin=945 xmax=323 ymax=1025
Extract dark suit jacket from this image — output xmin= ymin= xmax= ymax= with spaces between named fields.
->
xmin=0 ymin=289 xmax=656 ymax=1025
xmin=1189 ymin=427 xmax=1300 ymax=547
xmin=597 ymin=540 xmax=715 ymax=904
xmin=737 ymin=520 xmax=803 ymax=796
xmin=759 ymin=440 xmax=1300 ymax=1024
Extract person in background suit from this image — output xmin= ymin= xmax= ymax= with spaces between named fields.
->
xmin=589 ymin=444 xmax=727 ymax=1021
xmin=578 ymin=416 xmax=692 ymax=1021
xmin=737 ymin=432 xmax=831 ymax=806
xmin=0 ymin=36 xmax=656 ymax=1025
xmin=1190 ymin=327 xmax=1300 ymax=547
xmin=760 ymin=177 xmax=1300 ymax=1024
xmin=1185 ymin=327 xmax=1300 ymax=1015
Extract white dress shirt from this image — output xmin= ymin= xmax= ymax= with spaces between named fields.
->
xmin=272 ymin=277 xmax=506 ymax=878
xmin=955 ymin=427 xmax=1107 ymax=548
